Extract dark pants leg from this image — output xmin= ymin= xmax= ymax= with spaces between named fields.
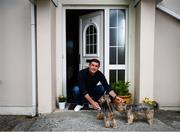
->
xmin=72 ymin=85 xmax=105 ymax=105
xmin=72 ymin=86 xmax=87 ymax=105
xmin=90 ymin=85 xmax=105 ymax=102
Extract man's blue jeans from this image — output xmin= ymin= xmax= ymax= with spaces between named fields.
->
xmin=72 ymin=85 xmax=105 ymax=105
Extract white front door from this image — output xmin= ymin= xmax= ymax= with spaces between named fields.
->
xmin=79 ymin=11 xmax=104 ymax=72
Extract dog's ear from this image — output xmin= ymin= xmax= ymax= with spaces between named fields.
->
xmin=98 ymin=96 xmax=104 ymax=103
xmin=153 ymin=101 xmax=159 ymax=110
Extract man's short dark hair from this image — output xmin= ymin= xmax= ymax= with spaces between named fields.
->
xmin=89 ymin=59 xmax=100 ymax=66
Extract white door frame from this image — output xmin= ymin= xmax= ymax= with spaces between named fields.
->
xmin=62 ymin=6 xmax=128 ymax=97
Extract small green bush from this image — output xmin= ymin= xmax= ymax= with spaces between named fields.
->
xmin=112 ymin=81 xmax=130 ymax=96
xmin=58 ymin=95 xmax=66 ymax=102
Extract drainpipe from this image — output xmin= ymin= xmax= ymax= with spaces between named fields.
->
xmin=31 ymin=3 xmax=37 ymax=117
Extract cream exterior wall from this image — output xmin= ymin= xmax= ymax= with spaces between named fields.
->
xmin=134 ymin=0 xmax=155 ymax=102
xmin=128 ymin=1 xmax=135 ymax=102
xmin=0 ymin=0 xmax=33 ymax=114
xmin=1 ymin=0 xmax=179 ymax=114
xmin=37 ymin=0 xmax=56 ymax=113
xmin=154 ymin=10 xmax=180 ymax=108
xmin=134 ymin=3 xmax=141 ymax=103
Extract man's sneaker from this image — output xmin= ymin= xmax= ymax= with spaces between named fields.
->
xmin=88 ymin=104 xmax=93 ymax=109
xmin=74 ymin=105 xmax=83 ymax=112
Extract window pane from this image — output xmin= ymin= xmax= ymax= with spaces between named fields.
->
xmin=86 ymin=35 xmax=89 ymax=44
xmin=85 ymin=25 xmax=97 ymax=55
xmin=109 ymin=70 xmax=116 ymax=86
xmin=90 ymin=45 xmax=93 ymax=54
xmin=90 ymin=25 xmax=93 ymax=34
xmin=110 ymin=10 xmax=117 ymax=27
xmin=110 ymin=47 xmax=116 ymax=64
xmin=118 ymin=70 xmax=125 ymax=81
xmin=118 ymin=47 xmax=125 ymax=64
xmin=94 ymin=45 xmax=97 ymax=54
xmin=90 ymin=35 xmax=93 ymax=44
xmin=93 ymin=26 xmax=97 ymax=34
xmin=110 ymin=28 xmax=117 ymax=46
xmin=86 ymin=27 xmax=90 ymax=35
xmin=86 ymin=45 xmax=89 ymax=54
xmin=118 ymin=28 xmax=125 ymax=45
xmin=118 ymin=10 xmax=125 ymax=28
xmin=94 ymin=35 xmax=97 ymax=44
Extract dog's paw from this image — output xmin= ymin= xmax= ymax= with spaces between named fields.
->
xmin=105 ymin=121 xmax=111 ymax=128
xmin=111 ymin=119 xmax=117 ymax=128
xmin=96 ymin=112 xmax=104 ymax=120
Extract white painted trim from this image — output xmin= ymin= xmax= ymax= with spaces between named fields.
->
xmin=59 ymin=0 xmax=130 ymax=6
xmin=107 ymin=8 xmax=128 ymax=82
xmin=56 ymin=4 xmax=63 ymax=100
xmin=157 ymin=4 xmax=180 ymax=20
xmin=62 ymin=6 xmax=128 ymax=10
xmin=51 ymin=0 xmax=59 ymax=7
xmin=125 ymin=8 xmax=129 ymax=81
xmin=0 ymin=106 xmax=36 ymax=115
xmin=79 ymin=19 xmax=83 ymax=70
xmin=133 ymin=0 xmax=141 ymax=7
xmin=104 ymin=9 xmax=110 ymax=81
xmin=62 ymin=7 xmax=67 ymax=97
xmin=31 ymin=3 xmax=37 ymax=116
xmin=83 ymin=23 xmax=99 ymax=57
xmin=160 ymin=106 xmax=180 ymax=111
xmin=109 ymin=65 xmax=126 ymax=69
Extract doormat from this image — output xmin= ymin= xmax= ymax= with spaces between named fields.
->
xmin=68 ymin=103 xmax=94 ymax=110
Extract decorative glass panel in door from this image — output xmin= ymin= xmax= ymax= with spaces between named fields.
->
xmin=109 ymin=9 xmax=126 ymax=85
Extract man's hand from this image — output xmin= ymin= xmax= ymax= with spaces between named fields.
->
xmin=84 ymin=94 xmax=101 ymax=110
xmin=109 ymin=90 xmax=124 ymax=104
xmin=92 ymin=101 xmax=101 ymax=110
xmin=115 ymin=96 xmax=124 ymax=104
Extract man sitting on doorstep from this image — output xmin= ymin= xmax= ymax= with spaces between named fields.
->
xmin=72 ymin=59 xmax=123 ymax=112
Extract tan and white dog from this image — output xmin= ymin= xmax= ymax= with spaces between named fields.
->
xmin=113 ymin=100 xmax=159 ymax=126
xmin=97 ymin=94 xmax=117 ymax=128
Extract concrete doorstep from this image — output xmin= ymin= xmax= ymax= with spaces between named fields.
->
xmin=0 ymin=110 xmax=180 ymax=131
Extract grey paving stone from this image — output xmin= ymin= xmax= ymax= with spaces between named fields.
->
xmin=0 ymin=110 xmax=180 ymax=131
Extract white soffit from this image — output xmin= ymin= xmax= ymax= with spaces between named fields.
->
xmin=157 ymin=0 xmax=180 ymax=20
xmin=51 ymin=0 xmax=58 ymax=7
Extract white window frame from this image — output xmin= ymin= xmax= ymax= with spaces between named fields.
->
xmin=83 ymin=23 xmax=99 ymax=57
xmin=105 ymin=8 xmax=128 ymax=83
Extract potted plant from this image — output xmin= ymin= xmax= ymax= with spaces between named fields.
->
xmin=112 ymin=81 xmax=132 ymax=105
xmin=58 ymin=95 xmax=66 ymax=110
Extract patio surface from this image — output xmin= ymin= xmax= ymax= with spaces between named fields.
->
xmin=0 ymin=109 xmax=180 ymax=131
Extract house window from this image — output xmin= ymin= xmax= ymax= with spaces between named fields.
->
xmin=109 ymin=70 xmax=125 ymax=85
xmin=85 ymin=25 xmax=97 ymax=54
xmin=109 ymin=9 xmax=126 ymax=85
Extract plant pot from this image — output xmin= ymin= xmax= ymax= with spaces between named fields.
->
xmin=58 ymin=102 xmax=66 ymax=110
xmin=119 ymin=94 xmax=132 ymax=105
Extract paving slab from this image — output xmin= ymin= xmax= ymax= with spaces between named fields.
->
xmin=0 ymin=110 xmax=180 ymax=131
xmin=29 ymin=110 xmax=175 ymax=131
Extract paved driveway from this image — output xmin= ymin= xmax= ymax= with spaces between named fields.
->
xmin=0 ymin=110 xmax=180 ymax=131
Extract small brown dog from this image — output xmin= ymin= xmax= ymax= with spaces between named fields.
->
xmin=96 ymin=94 xmax=117 ymax=128
xmin=114 ymin=101 xmax=159 ymax=126
xmin=126 ymin=104 xmax=156 ymax=126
